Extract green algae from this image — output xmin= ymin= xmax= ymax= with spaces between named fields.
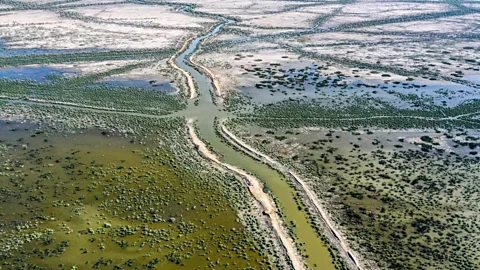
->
xmin=0 ymin=122 xmax=268 ymax=269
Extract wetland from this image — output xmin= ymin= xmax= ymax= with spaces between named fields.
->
xmin=1 ymin=0 xmax=480 ymax=269
xmin=0 ymin=121 xmax=269 ymax=269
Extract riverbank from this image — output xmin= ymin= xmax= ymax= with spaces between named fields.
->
xmin=220 ymin=120 xmax=364 ymax=270
xmin=187 ymin=119 xmax=306 ymax=270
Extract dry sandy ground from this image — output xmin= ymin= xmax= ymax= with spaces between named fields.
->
xmin=171 ymin=0 xmax=319 ymax=16
xmin=301 ymin=37 xmax=479 ymax=80
xmin=47 ymin=60 xmax=146 ymax=75
xmin=193 ymin=0 xmax=479 ymax=93
xmin=360 ymin=13 xmax=479 ymax=34
xmin=318 ymin=2 xmax=451 ymax=29
xmin=237 ymin=11 xmax=320 ymax=29
xmin=68 ymin=4 xmax=211 ymax=28
xmin=0 ymin=5 xmax=214 ymax=50
xmin=189 ymin=51 xmax=234 ymax=97
xmin=193 ymin=45 xmax=302 ymax=97
xmin=15 ymin=0 xmax=59 ymax=3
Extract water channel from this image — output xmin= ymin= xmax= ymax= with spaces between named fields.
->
xmin=0 ymin=13 xmax=340 ymax=270
xmin=174 ymin=17 xmax=337 ymax=270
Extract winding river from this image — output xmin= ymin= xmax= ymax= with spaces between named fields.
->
xmin=174 ymin=17 xmax=338 ymax=270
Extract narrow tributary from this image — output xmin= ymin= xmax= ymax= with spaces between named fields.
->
xmin=175 ymin=17 xmax=337 ymax=270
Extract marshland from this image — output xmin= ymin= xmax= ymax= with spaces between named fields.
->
xmin=1 ymin=0 xmax=479 ymax=269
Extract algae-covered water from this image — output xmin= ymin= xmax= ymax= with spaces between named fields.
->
xmin=0 ymin=121 xmax=267 ymax=269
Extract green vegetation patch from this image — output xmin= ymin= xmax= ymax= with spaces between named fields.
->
xmin=0 ymin=61 xmax=186 ymax=115
xmin=0 ymin=49 xmax=174 ymax=67
xmin=0 ymin=123 xmax=271 ymax=269
xmin=237 ymin=99 xmax=480 ymax=129
xmin=233 ymin=124 xmax=480 ymax=269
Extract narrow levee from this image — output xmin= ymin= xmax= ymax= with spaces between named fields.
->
xmin=187 ymin=119 xmax=305 ymax=270
xmin=174 ymin=14 xmax=339 ymax=270
xmin=195 ymin=115 xmax=337 ymax=270
xmin=220 ymin=121 xmax=362 ymax=270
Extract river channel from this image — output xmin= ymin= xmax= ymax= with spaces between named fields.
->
xmin=174 ymin=17 xmax=336 ymax=270
xmin=0 ymin=14 xmax=339 ymax=270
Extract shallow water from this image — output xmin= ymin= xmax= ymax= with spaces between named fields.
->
xmin=0 ymin=66 xmax=73 ymax=83
xmin=0 ymin=39 xmax=106 ymax=57
xmin=0 ymin=121 xmax=266 ymax=269
xmin=464 ymin=74 xmax=480 ymax=84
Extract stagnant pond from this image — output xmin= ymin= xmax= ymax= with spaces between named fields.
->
xmin=174 ymin=17 xmax=337 ymax=270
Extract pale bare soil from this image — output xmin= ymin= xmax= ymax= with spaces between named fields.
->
xmin=0 ymin=5 xmax=214 ymax=50
xmin=195 ymin=0 xmax=480 ymax=92
xmin=172 ymin=0 xmax=318 ymax=16
xmin=47 ymin=60 xmax=145 ymax=76
xmin=193 ymin=46 xmax=302 ymax=98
